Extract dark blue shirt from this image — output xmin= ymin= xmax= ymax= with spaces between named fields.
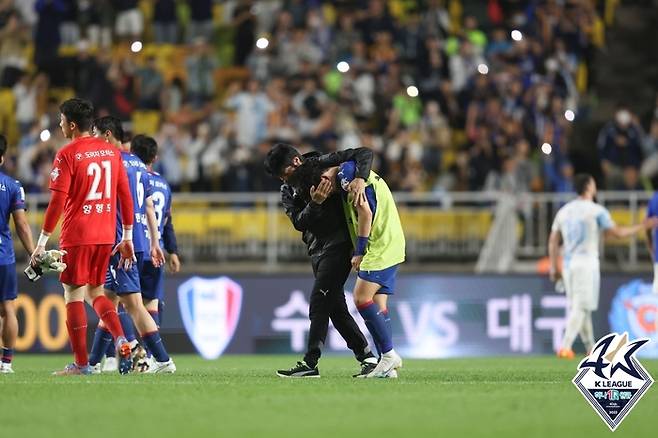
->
xmin=0 ymin=172 xmax=26 ymax=265
xmin=144 ymin=170 xmax=172 ymax=260
xmin=116 ymin=152 xmax=152 ymax=252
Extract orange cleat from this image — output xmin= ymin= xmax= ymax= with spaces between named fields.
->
xmin=557 ymin=348 xmax=575 ymax=359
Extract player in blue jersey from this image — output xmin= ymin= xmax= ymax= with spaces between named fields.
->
xmin=88 ymin=117 xmax=176 ymax=373
xmin=0 ymin=134 xmax=35 ymax=373
xmin=131 ymin=134 xmax=180 ymax=331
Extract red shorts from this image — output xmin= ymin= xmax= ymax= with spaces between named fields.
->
xmin=60 ymin=245 xmax=113 ymax=286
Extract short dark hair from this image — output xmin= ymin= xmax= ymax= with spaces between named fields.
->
xmin=574 ymin=173 xmax=593 ymax=195
xmin=59 ymin=98 xmax=94 ymax=132
xmin=93 ymin=116 xmax=124 ymax=142
xmin=287 ymin=160 xmax=325 ymax=201
xmin=131 ymin=134 xmax=158 ymax=165
xmin=263 ymin=143 xmax=301 ymax=177
xmin=0 ymin=134 xmax=7 ymax=159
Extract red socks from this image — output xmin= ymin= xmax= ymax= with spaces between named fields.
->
xmin=65 ymin=301 xmax=88 ymax=366
xmin=92 ymin=296 xmax=125 ymax=340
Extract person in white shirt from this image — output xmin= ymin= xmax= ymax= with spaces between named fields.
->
xmin=548 ymin=174 xmax=658 ymax=358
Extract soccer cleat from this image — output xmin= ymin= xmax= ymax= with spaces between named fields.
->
xmin=353 ymin=359 xmax=378 ymax=378
xmin=384 ymin=369 xmax=398 ymax=378
xmin=133 ymin=355 xmax=152 ymax=373
xmin=90 ymin=363 xmax=102 ymax=375
xmin=101 ymin=357 xmax=118 ymax=373
xmin=116 ymin=337 xmax=133 ymax=375
xmin=276 ymin=361 xmax=320 ymax=378
xmin=557 ymin=348 xmax=575 ymax=359
xmin=52 ymin=363 xmax=93 ymax=376
xmin=367 ymin=349 xmax=402 ymax=378
xmin=0 ymin=362 xmax=14 ymax=374
xmin=146 ymin=358 xmax=176 ymax=374
xmin=131 ymin=343 xmax=147 ymax=371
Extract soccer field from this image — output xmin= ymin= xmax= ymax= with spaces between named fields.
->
xmin=1 ymin=355 xmax=655 ymax=437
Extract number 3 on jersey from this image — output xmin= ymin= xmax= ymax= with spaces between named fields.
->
xmin=86 ymin=161 xmax=112 ymax=201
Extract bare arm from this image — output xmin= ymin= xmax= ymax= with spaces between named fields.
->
xmin=12 ymin=209 xmax=35 ymax=256
xmin=351 ymin=196 xmax=373 ymax=271
xmin=604 ymin=217 xmax=658 ymax=239
xmin=548 ymin=230 xmax=562 ymax=281
xmin=145 ymin=197 xmax=165 ymax=267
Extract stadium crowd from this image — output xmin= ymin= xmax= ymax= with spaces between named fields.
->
xmin=0 ymin=0 xmax=654 ymax=194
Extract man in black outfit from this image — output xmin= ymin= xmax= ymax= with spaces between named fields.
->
xmin=264 ymin=144 xmax=378 ymax=378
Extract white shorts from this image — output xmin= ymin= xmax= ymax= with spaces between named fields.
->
xmin=653 ymin=264 xmax=658 ymax=294
xmin=563 ymin=257 xmax=600 ymax=311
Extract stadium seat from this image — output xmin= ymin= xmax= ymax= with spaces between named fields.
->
xmin=132 ymin=111 xmax=161 ymax=135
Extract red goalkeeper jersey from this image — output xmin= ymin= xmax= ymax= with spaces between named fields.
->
xmin=48 ymin=136 xmax=133 ymax=247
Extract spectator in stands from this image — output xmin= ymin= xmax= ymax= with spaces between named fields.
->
xmin=225 ymin=79 xmax=274 ymax=149
xmin=0 ymin=10 xmax=29 ymax=87
xmin=153 ymin=0 xmax=179 ymax=44
xmin=135 ymin=55 xmax=164 ymax=110
xmin=34 ymin=0 xmax=65 ymax=78
xmin=232 ymin=0 xmax=256 ymax=66
xmin=187 ymin=0 xmax=214 ymax=43
xmin=13 ymin=73 xmax=47 ymax=137
xmin=59 ymin=0 xmax=79 ymax=46
xmin=114 ymin=0 xmax=143 ymax=40
xmin=185 ymin=37 xmax=218 ymax=107
xmin=598 ymin=105 xmax=644 ymax=190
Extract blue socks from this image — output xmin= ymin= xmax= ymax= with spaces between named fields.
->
xmin=358 ymin=301 xmax=393 ymax=354
xmin=118 ymin=305 xmax=136 ymax=342
xmin=1 ymin=347 xmax=13 ymax=363
xmin=89 ymin=327 xmax=113 ymax=366
xmin=142 ymin=331 xmax=169 ymax=363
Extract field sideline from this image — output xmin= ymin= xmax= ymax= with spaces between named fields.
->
xmin=1 ymin=355 xmax=655 ymax=437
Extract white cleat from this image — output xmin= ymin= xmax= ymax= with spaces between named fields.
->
xmin=385 ymin=369 xmax=398 ymax=378
xmin=0 ymin=362 xmax=14 ymax=374
xmin=101 ymin=357 xmax=118 ymax=373
xmin=146 ymin=358 xmax=176 ymax=374
xmin=367 ymin=349 xmax=402 ymax=378
xmin=90 ymin=363 xmax=102 ymax=375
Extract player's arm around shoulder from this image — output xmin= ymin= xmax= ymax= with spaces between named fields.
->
xmin=351 ymin=192 xmax=373 ymax=272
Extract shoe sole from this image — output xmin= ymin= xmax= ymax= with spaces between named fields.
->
xmin=276 ymin=372 xmax=321 ymax=378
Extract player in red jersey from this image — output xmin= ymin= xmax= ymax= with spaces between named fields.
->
xmin=30 ymin=98 xmax=136 ymax=375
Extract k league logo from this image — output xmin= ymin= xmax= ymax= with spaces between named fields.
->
xmin=178 ymin=276 xmax=243 ymax=360
xmin=573 ymin=332 xmax=653 ymax=431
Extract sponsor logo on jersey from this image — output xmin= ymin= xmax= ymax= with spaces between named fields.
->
xmin=50 ymin=167 xmax=60 ymax=181
xmin=573 ymin=332 xmax=653 ymax=431
xmin=178 ymin=276 xmax=242 ymax=360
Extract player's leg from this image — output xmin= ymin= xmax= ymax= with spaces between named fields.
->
xmin=277 ymin=256 xmax=326 ymax=378
xmin=119 ymin=293 xmax=175 ymax=373
xmin=579 ymin=311 xmax=595 ymax=354
xmin=0 ymin=301 xmax=17 ymax=373
xmin=560 ymin=303 xmax=585 ymax=359
xmin=324 ymin=249 xmax=376 ymax=376
xmin=0 ymin=263 xmax=18 ymax=373
xmin=88 ymin=290 xmax=118 ymax=372
xmin=53 ymin=283 xmax=93 ymax=375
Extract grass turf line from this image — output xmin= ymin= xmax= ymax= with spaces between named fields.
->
xmin=1 ymin=355 xmax=655 ymax=438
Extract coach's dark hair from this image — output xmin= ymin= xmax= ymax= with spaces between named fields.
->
xmin=131 ymin=134 xmax=158 ymax=165
xmin=93 ymin=116 xmax=124 ymax=142
xmin=287 ymin=160 xmax=325 ymax=202
xmin=263 ymin=143 xmax=301 ymax=177
xmin=59 ymin=98 xmax=94 ymax=132
xmin=574 ymin=173 xmax=594 ymax=195
xmin=0 ymin=133 xmax=7 ymax=159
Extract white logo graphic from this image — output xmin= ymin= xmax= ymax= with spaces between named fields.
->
xmin=178 ymin=276 xmax=243 ymax=360
xmin=573 ymin=332 xmax=653 ymax=431
xmin=50 ymin=167 xmax=60 ymax=181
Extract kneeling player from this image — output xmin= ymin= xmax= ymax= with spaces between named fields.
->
xmin=290 ymin=160 xmax=405 ymax=378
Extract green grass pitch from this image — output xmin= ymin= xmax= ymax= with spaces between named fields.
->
xmin=1 ymin=355 xmax=655 ymax=437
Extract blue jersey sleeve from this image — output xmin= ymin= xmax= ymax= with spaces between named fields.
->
xmin=337 ymin=161 xmax=357 ymax=192
xmin=10 ymin=180 xmax=26 ymax=212
xmin=648 ymin=194 xmax=658 ymax=218
xmin=163 ymin=213 xmax=178 ymax=254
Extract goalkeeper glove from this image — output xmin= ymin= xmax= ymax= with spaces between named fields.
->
xmin=24 ymin=249 xmax=68 ymax=282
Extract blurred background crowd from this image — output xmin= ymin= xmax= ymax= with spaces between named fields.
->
xmin=0 ymin=0 xmax=657 ymax=195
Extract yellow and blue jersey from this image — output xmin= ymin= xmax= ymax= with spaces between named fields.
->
xmin=0 ymin=172 xmax=26 ymax=266
xmin=337 ymin=161 xmax=405 ymax=271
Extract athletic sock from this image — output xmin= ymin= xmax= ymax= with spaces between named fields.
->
xmin=66 ymin=301 xmax=88 ymax=366
xmin=148 ymin=310 xmax=160 ymax=327
xmin=1 ymin=347 xmax=13 ymax=363
xmin=117 ymin=304 xmax=136 ymax=342
xmin=562 ymin=307 xmax=586 ymax=351
xmin=358 ymin=301 xmax=393 ymax=354
xmin=105 ymin=340 xmax=116 ymax=358
xmin=92 ymin=296 xmax=124 ymax=340
xmin=89 ymin=327 xmax=113 ymax=366
xmin=142 ymin=331 xmax=169 ymax=363
xmin=363 ymin=319 xmax=382 ymax=357
xmin=381 ymin=308 xmax=392 ymax=347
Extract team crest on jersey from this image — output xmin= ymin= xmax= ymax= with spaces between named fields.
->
xmin=178 ymin=276 xmax=242 ymax=360
xmin=572 ymin=332 xmax=653 ymax=431
xmin=50 ymin=167 xmax=60 ymax=181
xmin=609 ymin=280 xmax=658 ymax=357
xmin=75 ymin=153 xmax=83 ymax=161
